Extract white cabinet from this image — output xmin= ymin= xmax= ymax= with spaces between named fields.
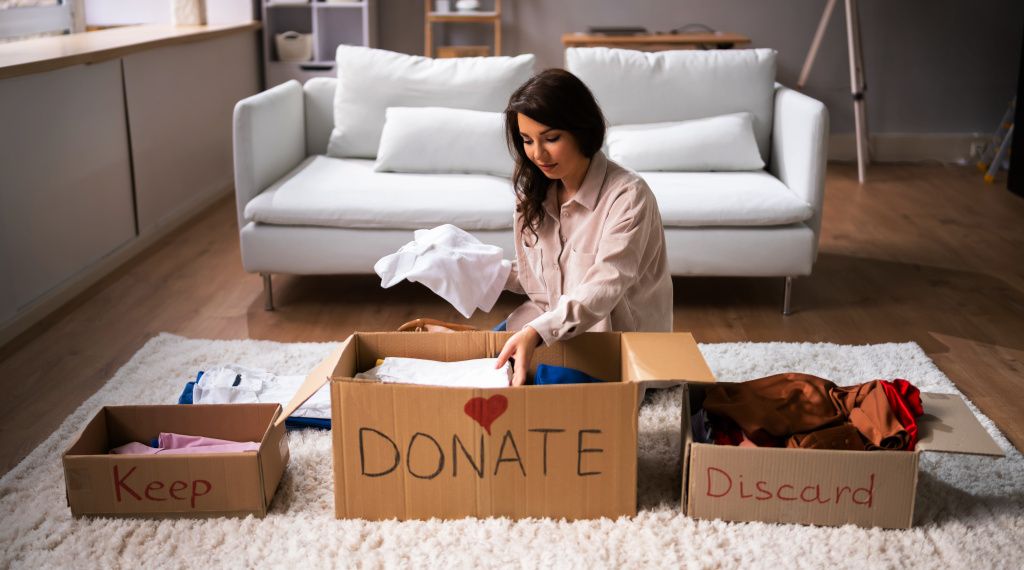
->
xmin=262 ymin=0 xmax=377 ymax=88
xmin=123 ymin=32 xmax=260 ymax=233
xmin=0 ymin=60 xmax=136 ymax=325
xmin=0 ymin=26 xmax=261 ymax=343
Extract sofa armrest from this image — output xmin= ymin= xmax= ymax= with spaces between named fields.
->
xmin=769 ymin=84 xmax=829 ymax=257
xmin=232 ymin=80 xmax=307 ymax=231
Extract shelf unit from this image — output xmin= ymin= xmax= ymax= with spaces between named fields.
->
xmin=424 ymin=0 xmax=501 ymax=57
xmin=262 ymin=0 xmax=377 ymax=88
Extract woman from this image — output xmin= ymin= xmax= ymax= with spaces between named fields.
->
xmin=495 ymin=69 xmax=673 ymax=386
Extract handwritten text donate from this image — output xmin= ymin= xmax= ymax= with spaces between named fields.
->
xmin=358 ymin=427 xmax=605 ymax=479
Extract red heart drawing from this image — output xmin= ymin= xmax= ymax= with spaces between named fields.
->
xmin=464 ymin=395 xmax=508 ymax=435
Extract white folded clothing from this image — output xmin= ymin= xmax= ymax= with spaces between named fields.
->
xmin=355 ymin=357 xmax=512 ymax=388
xmin=193 ymin=365 xmax=331 ymax=419
xmin=374 ymin=224 xmax=512 ymax=319
xmin=192 ymin=364 xmax=267 ymax=404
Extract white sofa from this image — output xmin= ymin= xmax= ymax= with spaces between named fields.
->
xmin=233 ymin=48 xmax=828 ymax=315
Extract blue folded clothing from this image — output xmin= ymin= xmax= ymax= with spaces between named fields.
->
xmin=177 ymin=372 xmax=330 ymax=430
xmin=533 ymin=364 xmax=604 ymax=385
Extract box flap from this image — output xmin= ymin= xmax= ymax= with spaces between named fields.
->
xmin=620 ymin=332 xmax=715 ymax=384
xmin=275 ymin=336 xmax=353 ymax=427
xmin=679 ymin=384 xmax=692 ymax=512
xmin=915 ymin=392 xmax=1004 ymax=456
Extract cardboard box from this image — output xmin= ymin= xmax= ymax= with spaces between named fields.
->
xmin=62 ymin=404 xmax=289 ymax=518
xmin=680 ymin=384 xmax=1005 ymax=529
xmin=280 ymin=331 xmax=716 ymax=521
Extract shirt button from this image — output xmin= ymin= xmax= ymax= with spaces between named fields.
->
xmin=561 ymin=211 xmax=568 ymax=217
xmin=550 ymin=329 xmax=558 ymax=337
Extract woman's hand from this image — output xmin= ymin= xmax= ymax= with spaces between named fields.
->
xmin=495 ymin=326 xmax=542 ymax=386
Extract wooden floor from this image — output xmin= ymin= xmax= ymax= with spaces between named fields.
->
xmin=1 ymin=162 xmax=1022 ymax=477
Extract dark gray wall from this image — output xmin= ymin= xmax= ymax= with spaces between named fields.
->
xmin=378 ymin=0 xmax=1023 ymax=135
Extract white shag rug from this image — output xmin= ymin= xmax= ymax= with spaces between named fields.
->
xmin=1 ymin=333 xmax=1022 ymax=569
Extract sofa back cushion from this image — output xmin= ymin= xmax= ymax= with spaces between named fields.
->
xmin=326 ymin=46 xmax=535 ymax=159
xmin=375 ymin=107 xmax=513 ymax=177
xmin=565 ymin=47 xmax=777 ymax=161
xmin=606 ymin=113 xmax=764 ymax=172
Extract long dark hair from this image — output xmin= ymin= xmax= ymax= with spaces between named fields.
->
xmin=505 ymin=69 xmax=606 ymax=245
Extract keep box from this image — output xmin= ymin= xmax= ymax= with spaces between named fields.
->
xmin=62 ymin=403 xmax=289 ymax=518
xmin=281 ymin=330 xmax=716 ymax=521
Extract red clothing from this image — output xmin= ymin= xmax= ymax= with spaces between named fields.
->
xmin=879 ymin=379 xmax=924 ymax=450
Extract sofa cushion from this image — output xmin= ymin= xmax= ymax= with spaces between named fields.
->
xmin=327 ymin=46 xmax=535 ymax=159
xmin=244 ymin=156 xmax=516 ymax=231
xmin=606 ymin=113 xmax=764 ymax=172
xmin=375 ymin=107 xmax=513 ymax=177
xmin=643 ymin=171 xmax=813 ymax=227
xmin=566 ymin=47 xmax=777 ymax=161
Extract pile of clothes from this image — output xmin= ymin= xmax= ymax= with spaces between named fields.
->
xmin=179 ymin=365 xmax=331 ymax=429
xmin=694 ymin=372 xmax=925 ymax=451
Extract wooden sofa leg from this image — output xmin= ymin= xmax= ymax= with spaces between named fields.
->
xmin=782 ymin=276 xmax=794 ymax=316
xmin=261 ymin=273 xmax=274 ymax=311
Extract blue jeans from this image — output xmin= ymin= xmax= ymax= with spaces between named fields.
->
xmin=492 ymin=319 xmax=508 ymax=332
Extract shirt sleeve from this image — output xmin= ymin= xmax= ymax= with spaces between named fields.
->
xmin=526 ymin=188 xmax=653 ymax=346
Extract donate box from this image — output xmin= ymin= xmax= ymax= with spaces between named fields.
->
xmin=281 ymin=331 xmax=716 ymax=521
xmin=681 ymin=385 xmax=1005 ymax=529
xmin=62 ymin=404 xmax=289 ymax=518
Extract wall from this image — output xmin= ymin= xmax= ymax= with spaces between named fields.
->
xmin=377 ymin=0 xmax=1023 ymax=136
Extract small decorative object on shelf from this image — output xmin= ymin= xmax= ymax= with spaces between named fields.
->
xmin=275 ymin=31 xmax=314 ymax=62
xmin=455 ymin=0 xmax=480 ymax=11
xmin=435 ymin=0 xmax=451 ymax=12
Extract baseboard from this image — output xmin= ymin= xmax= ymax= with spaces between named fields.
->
xmin=0 ymin=185 xmax=233 ymax=349
xmin=828 ymin=132 xmax=988 ymax=163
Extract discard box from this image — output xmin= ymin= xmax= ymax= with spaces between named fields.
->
xmin=62 ymin=404 xmax=289 ymax=518
xmin=281 ymin=331 xmax=716 ymax=521
xmin=680 ymin=384 xmax=1005 ymax=529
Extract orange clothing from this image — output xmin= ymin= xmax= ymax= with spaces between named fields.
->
xmin=703 ymin=372 xmax=923 ymax=451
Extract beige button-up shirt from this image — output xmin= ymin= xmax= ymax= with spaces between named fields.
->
xmin=505 ymin=151 xmax=673 ymax=345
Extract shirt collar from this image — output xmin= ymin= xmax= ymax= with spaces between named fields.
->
xmin=572 ymin=151 xmax=607 ymax=211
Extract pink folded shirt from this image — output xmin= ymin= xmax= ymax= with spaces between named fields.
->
xmin=109 ymin=432 xmax=260 ymax=455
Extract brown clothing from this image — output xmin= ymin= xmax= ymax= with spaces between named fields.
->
xmin=703 ymin=372 xmax=911 ymax=451
xmin=505 ymin=151 xmax=673 ymax=345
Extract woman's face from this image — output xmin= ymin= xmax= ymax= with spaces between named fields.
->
xmin=517 ymin=113 xmax=586 ymax=181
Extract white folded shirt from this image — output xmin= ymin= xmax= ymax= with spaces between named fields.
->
xmin=192 ymin=364 xmax=331 ymax=419
xmin=355 ymin=357 xmax=512 ymax=388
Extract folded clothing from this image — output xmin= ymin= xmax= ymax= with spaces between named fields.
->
xmin=533 ymin=364 xmax=604 ymax=385
xmin=355 ymin=356 xmax=512 ymax=388
xmin=185 ymin=365 xmax=331 ymax=422
xmin=178 ymin=374 xmax=330 ymax=430
xmin=702 ymin=372 xmax=924 ymax=451
xmin=109 ymin=432 xmax=260 ymax=455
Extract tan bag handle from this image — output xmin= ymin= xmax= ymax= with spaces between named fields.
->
xmin=397 ymin=317 xmax=477 ymax=333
